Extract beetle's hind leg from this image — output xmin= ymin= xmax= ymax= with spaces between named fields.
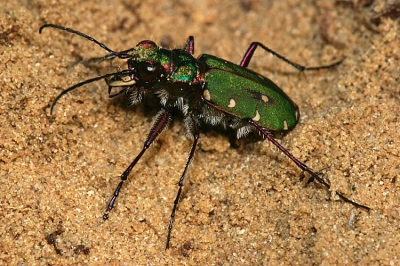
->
xmin=239 ymin=42 xmax=343 ymax=71
xmin=248 ymin=119 xmax=370 ymax=211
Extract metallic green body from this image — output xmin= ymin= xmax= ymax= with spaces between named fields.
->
xmin=106 ymin=41 xmax=299 ymax=133
xmin=200 ymin=54 xmax=299 ymax=132
xmin=40 ymin=25 xmax=368 ymax=251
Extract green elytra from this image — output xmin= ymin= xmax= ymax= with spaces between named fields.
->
xmin=39 ymin=24 xmax=369 ymax=250
xmin=201 ymin=54 xmax=299 ymax=131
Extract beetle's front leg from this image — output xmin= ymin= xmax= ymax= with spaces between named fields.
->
xmin=183 ymin=36 xmax=195 ymax=55
xmin=103 ymin=109 xmax=172 ymax=220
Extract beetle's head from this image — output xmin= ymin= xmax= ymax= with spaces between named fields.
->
xmin=39 ymin=24 xmax=171 ymax=113
xmin=106 ymin=40 xmax=171 ymax=96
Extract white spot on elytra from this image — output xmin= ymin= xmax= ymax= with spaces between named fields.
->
xmin=261 ymin=95 xmax=269 ymax=103
xmin=283 ymin=120 xmax=288 ymax=130
xmin=228 ymin=98 xmax=236 ymax=108
xmin=252 ymin=110 xmax=260 ymax=121
xmin=203 ymin=89 xmax=211 ymax=101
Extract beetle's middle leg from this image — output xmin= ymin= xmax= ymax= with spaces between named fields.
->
xmin=166 ymin=128 xmax=199 ymax=250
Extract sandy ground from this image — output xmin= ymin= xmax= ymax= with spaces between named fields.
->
xmin=1 ymin=0 xmax=399 ymax=265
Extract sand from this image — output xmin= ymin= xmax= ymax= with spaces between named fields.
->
xmin=1 ymin=0 xmax=399 ymax=265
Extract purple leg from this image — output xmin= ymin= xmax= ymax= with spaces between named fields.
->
xmin=184 ymin=36 xmax=195 ymax=55
xmin=240 ymin=42 xmax=343 ymax=70
xmin=103 ymin=110 xmax=172 ymax=220
xmin=248 ymin=119 xmax=370 ymax=211
xmin=166 ymin=127 xmax=200 ymax=250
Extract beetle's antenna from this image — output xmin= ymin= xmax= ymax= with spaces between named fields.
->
xmin=50 ymin=70 xmax=131 ymax=115
xmin=39 ymin=24 xmax=132 ymax=59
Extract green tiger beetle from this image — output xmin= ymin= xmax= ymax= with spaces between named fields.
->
xmin=39 ymin=24 xmax=370 ymax=250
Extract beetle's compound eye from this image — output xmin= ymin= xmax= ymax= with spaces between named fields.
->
xmin=146 ymin=65 xmax=156 ymax=72
xmin=136 ymin=40 xmax=158 ymax=50
xmin=137 ymin=62 xmax=161 ymax=81
xmin=135 ymin=40 xmax=159 ymax=59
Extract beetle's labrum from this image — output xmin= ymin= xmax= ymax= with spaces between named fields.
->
xmin=40 ymin=24 xmax=370 ymax=250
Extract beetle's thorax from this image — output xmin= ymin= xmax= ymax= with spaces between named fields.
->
xmin=125 ymin=43 xmax=205 ymax=118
